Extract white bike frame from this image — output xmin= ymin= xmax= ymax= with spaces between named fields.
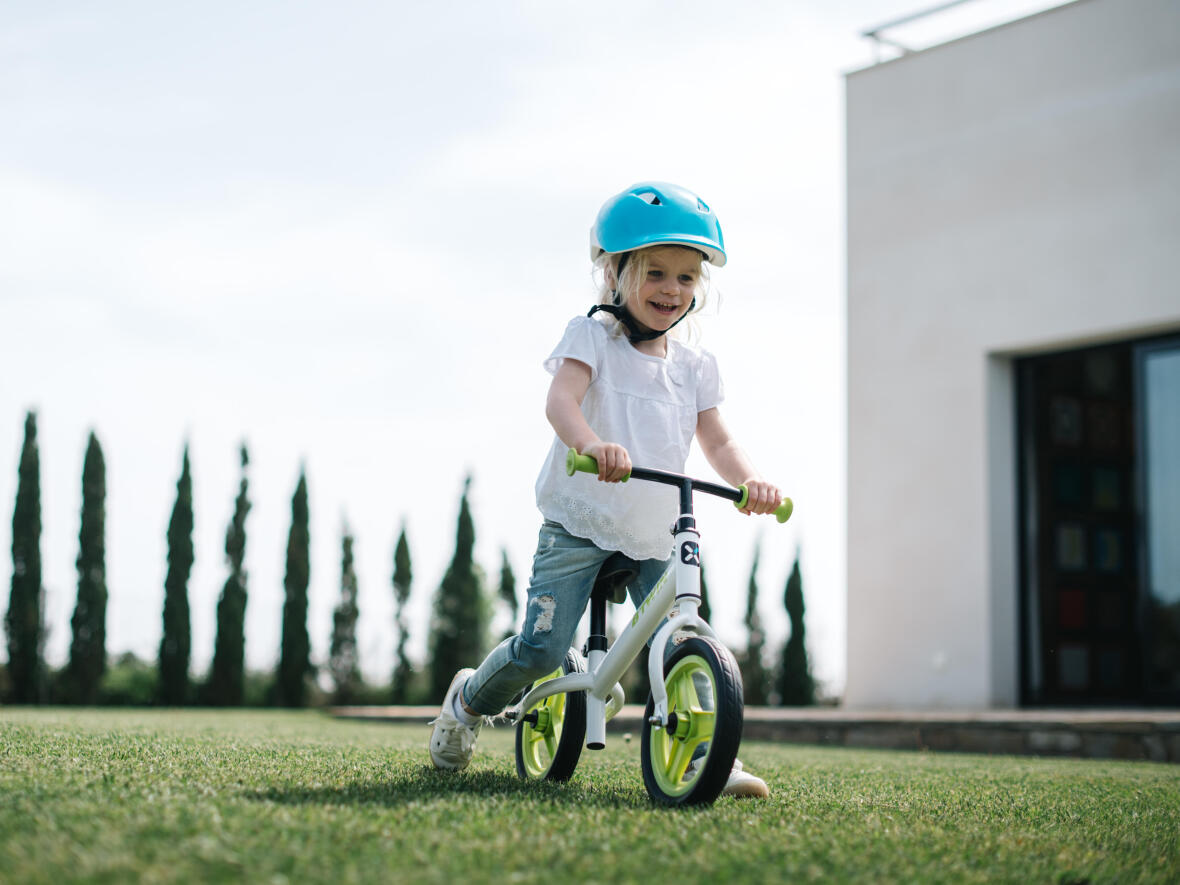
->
xmin=508 ymin=518 xmax=717 ymax=750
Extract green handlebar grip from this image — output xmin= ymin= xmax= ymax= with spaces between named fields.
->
xmin=735 ymin=486 xmax=794 ymax=524
xmin=565 ymin=449 xmax=595 ymax=475
xmin=565 ymin=448 xmax=630 ymax=482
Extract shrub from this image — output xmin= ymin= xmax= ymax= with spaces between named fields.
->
xmin=99 ymin=653 xmax=158 ymax=706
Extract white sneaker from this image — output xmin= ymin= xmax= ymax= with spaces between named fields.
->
xmin=685 ymin=756 xmax=770 ymax=799
xmin=429 ymin=668 xmax=480 ymax=771
xmin=722 ymin=759 xmax=769 ymax=799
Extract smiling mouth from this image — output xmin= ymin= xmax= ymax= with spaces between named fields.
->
xmin=649 ymin=301 xmax=680 ymax=315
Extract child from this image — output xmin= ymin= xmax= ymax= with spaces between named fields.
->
xmin=429 ymin=182 xmax=783 ymax=798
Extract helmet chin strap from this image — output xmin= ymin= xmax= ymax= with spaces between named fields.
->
xmin=587 ymin=296 xmax=695 ymax=343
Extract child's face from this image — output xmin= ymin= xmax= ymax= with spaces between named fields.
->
xmin=629 ymin=247 xmax=701 ymax=333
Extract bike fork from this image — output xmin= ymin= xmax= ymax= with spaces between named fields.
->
xmin=647 ymin=521 xmax=707 ymax=728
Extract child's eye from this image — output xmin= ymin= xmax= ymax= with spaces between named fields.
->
xmin=678 ymin=274 xmax=696 ymax=284
xmin=647 ymin=270 xmax=663 ymax=279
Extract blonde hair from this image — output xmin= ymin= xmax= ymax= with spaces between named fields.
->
xmin=591 ymin=245 xmax=711 ymax=344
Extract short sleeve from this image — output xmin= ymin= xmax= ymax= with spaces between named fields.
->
xmin=696 ymin=349 xmax=724 ymax=412
xmin=543 ymin=315 xmax=604 ymax=381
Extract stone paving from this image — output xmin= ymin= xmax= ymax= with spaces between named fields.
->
xmin=332 ymin=704 xmax=1180 ymax=762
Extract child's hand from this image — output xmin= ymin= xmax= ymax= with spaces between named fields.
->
xmin=582 ymin=441 xmax=632 ymax=483
xmin=739 ymin=479 xmax=782 ymax=516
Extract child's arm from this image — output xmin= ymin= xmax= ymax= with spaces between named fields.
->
xmin=696 ymin=407 xmax=782 ymax=515
xmin=545 ymin=359 xmax=631 ymax=483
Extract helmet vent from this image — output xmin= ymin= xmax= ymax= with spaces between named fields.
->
xmin=697 ymin=198 xmax=710 ymax=212
xmin=636 ymin=191 xmax=661 ymax=206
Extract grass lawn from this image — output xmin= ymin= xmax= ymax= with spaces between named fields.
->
xmin=1 ymin=708 xmax=1177 ymax=884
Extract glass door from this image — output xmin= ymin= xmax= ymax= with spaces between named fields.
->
xmin=1137 ymin=338 xmax=1180 ymax=701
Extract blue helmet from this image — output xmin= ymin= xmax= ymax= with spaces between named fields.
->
xmin=590 ymin=181 xmax=727 ymax=267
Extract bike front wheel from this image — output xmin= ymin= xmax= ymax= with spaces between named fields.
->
xmin=640 ymin=636 xmax=743 ymax=806
xmin=514 ymin=649 xmax=587 ymax=782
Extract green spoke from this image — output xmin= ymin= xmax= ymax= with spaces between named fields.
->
xmin=666 ymin=737 xmax=694 ymax=786
xmin=684 ymin=669 xmax=705 ymax=712
xmin=673 ymin=667 xmax=697 ymax=712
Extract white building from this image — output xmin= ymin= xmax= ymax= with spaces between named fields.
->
xmin=845 ymin=0 xmax=1180 ymax=709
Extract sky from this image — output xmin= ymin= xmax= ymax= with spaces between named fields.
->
xmin=0 ymin=0 xmax=1071 ymax=698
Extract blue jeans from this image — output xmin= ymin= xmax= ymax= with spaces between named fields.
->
xmin=462 ymin=521 xmax=672 ymax=715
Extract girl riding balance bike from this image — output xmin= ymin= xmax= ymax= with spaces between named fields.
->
xmin=429 ymin=182 xmax=790 ymax=804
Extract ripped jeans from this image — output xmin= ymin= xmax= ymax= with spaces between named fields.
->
xmin=462 ymin=520 xmax=672 ymax=715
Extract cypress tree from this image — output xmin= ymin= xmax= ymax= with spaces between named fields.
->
xmin=66 ymin=431 xmax=107 ymax=704
xmin=329 ymin=525 xmax=361 ymax=705
xmin=427 ymin=477 xmax=489 ymax=703
xmin=778 ymin=550 xmax=815 ymax=706
xmin=497 ymin=549 xmax=518 ymax=641
xmin=276 ymin=469 xmax=311 ymax=707
xmin=6 ymin=412 xmax=45 ymax=703
xmin=158 ymin=446 xmax=194 ymax=705
xmin=738 ymin=541 xmax=771 ymax=705
xmin=390 ymin=525 xmax=413 ymax=704
xmin=205 ymin=444 xmax=251 ymax=706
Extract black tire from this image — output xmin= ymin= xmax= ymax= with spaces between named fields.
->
xmin=640 ymin=636 xmax=743 ymax=806
xmin=514 ymin=649 xmax=587 ymax=782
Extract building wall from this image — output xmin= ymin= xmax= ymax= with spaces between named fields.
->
xmin=845 ymin=0 xmax=1180 ymax=708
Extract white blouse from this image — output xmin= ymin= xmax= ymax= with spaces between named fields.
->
xmin=535 ymin=315 xmax=724 ymax=561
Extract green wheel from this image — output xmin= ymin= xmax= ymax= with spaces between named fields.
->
xmin=514 ymin=650 xmax=586 ymax=782
xmin=640 ymin=637 xmax=743 ymax=806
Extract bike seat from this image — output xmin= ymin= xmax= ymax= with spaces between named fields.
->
xmin=593 ymin=552 xmax=639 ymax=605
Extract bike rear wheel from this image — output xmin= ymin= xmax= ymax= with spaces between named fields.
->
xmin=640 ymin=636 xmax=743 ymax=806
xmin=514 ymin=649 xmax=587 ymax=782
